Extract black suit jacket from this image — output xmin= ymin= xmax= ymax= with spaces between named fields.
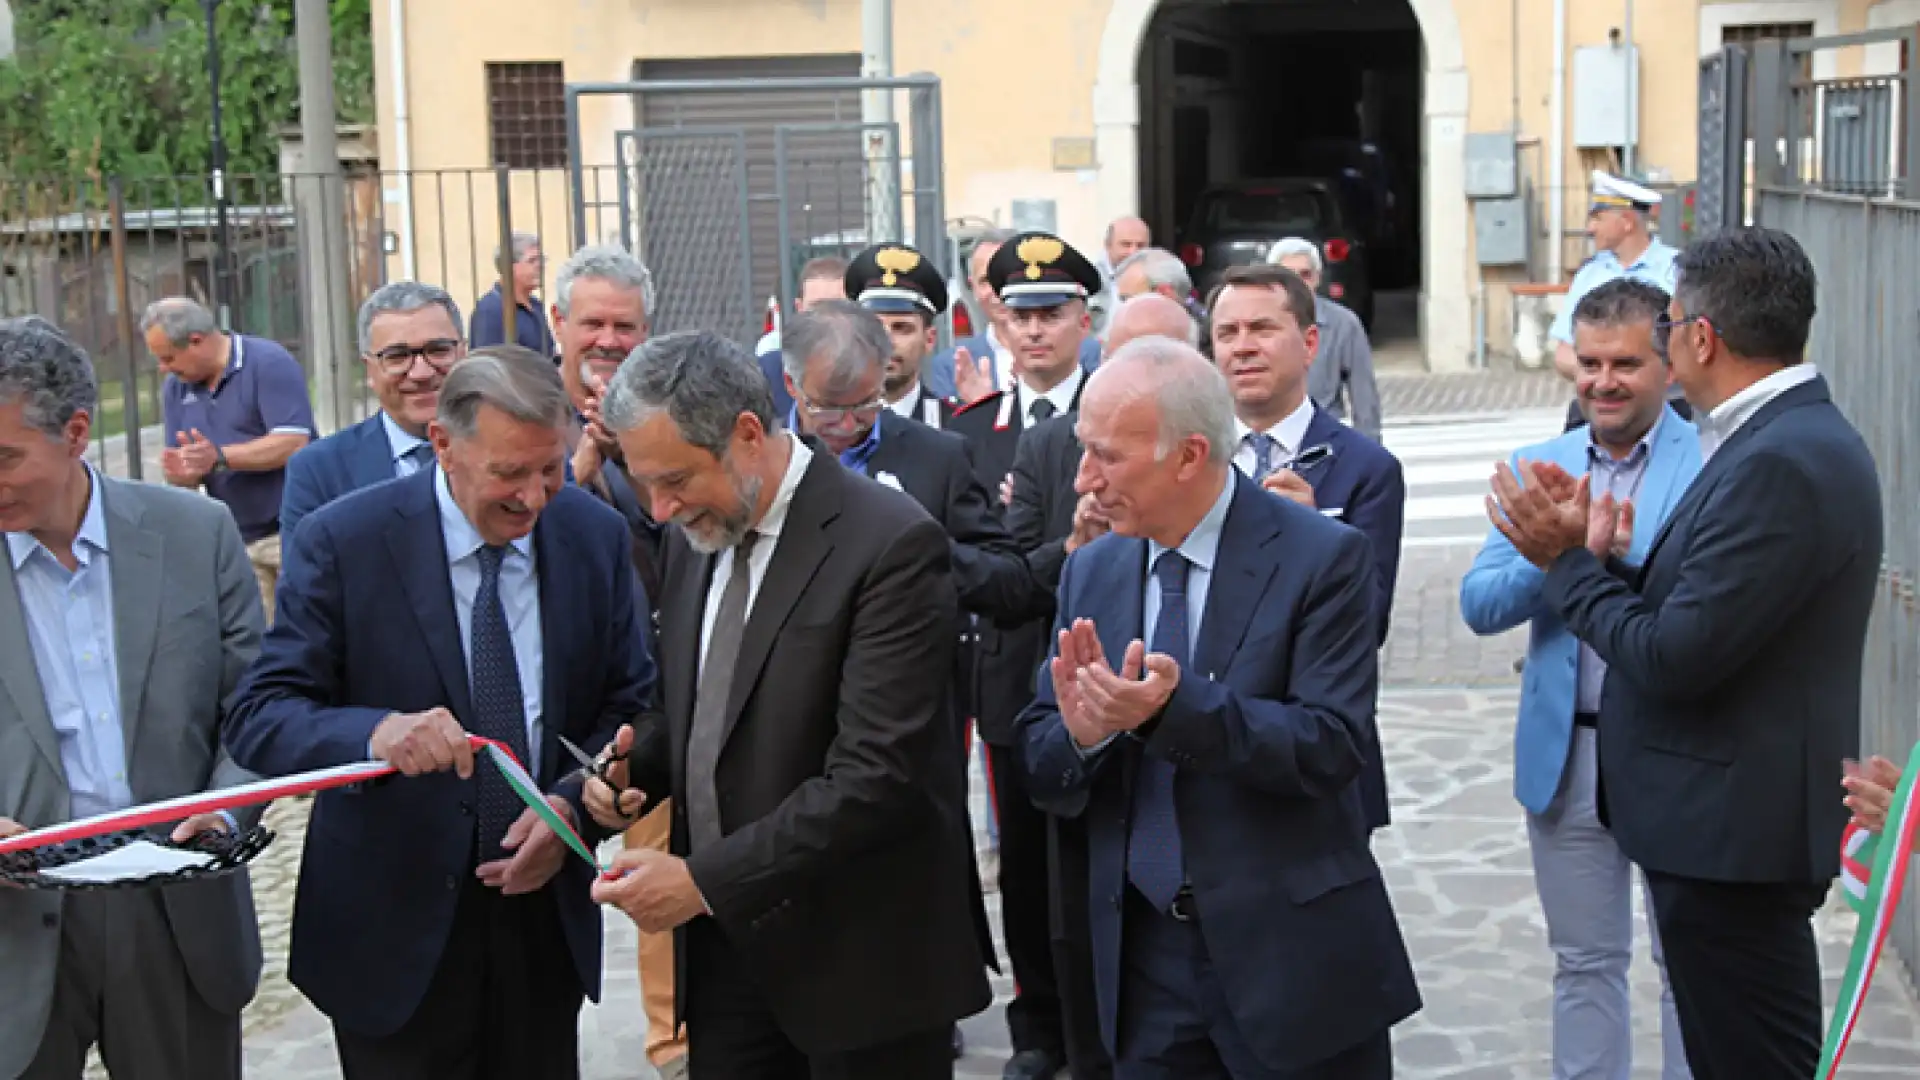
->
xmin=630 ymin=445 xmax=992 ymax=1053
xmin=950 ymin=378 xmax=1090 ymax=745
xmin=1542 ymin=374 xmax=1882 ymax=884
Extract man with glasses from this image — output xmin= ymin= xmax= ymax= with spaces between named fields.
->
xmin=280 ymin=282 xmax=466 ymax=540
xmin=471 ymin=231 xmax=555 ymax=357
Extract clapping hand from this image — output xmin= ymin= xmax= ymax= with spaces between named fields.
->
xmin=1048 ymin=618 xmax=1179 ymax=749
xmin=953 ymin=347 xmax=996 ymax=405
xmin=162 ymin=429 xmax=219 ymax=486
xmin=1487 ymin=459 xmax=1590 ymax=568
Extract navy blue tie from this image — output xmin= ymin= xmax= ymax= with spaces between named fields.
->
xmin=471 ymin=544 xmax=532 ymax=856
xmin=1127 ymin=550 xmax=1190 ymax=910
xmin=1249 ymin=433 xmax=1277 ymax=482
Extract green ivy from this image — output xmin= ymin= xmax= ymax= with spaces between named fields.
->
xmin=0 ymin=0 xmax=374 ymax=182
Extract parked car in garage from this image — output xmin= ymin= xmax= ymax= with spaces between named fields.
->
xmin=1176 ymin=178 xmax=1375 ymax=329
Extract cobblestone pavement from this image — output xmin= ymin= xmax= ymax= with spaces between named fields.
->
xmin=221 ymin=688 xmax=1920 ymax=1079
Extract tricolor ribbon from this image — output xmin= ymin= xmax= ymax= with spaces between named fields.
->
xmin=1820 ymin=741 xmax=1920 ymax=1078
xmin=0 ymin=735 xmax=607 ymax=875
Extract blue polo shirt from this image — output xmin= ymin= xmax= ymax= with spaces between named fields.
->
xmin=161 ymin=334 xmax=317 ymax=543
xmin=471 ymin=285 xmax=555 ymax=357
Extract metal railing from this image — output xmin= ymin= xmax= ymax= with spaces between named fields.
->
xmin=1748 ymin=27 xmax=1920 ymax=199
xmin=1756 ymin=186 xmax=1920 ymax=987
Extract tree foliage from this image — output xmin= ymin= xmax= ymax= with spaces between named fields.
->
xmin=0 ymin=0 xmax=374 ymax=181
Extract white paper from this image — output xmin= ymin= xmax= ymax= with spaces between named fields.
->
xmin=38 ymin=840 xmax=217 ymax=884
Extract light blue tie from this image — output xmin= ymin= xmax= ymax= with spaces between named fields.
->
xmin=1127 ymin=550 xmax=1190 ymax=911
xmin=1249 ymin=433 xmax=1277 ymax=481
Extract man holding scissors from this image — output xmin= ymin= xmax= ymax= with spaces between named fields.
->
xmin=1207 ymin=263 xmax=1406 ymax=832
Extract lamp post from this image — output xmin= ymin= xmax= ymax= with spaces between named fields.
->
xmin=203 ymin=0 xmax=235 ymax=330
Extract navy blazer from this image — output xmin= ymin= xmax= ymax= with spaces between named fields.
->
xmin=280 ymin=413 xmax=394 ymax=541
xmin=224 ymin=469 xmax=655 ymax=1037
xmin=1293 ymin=406 xmax=1405 ymax=648
xmin=1016 ymin=472 xmax=1420 ymax=1071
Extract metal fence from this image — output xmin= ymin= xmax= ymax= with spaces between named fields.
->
xmin=1755 ymin=186 xmax=1920 ymax=987
xmin=1745 ymin=28 xmax=1920 ymax=199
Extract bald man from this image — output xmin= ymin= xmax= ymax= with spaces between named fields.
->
xmin=1091 ymin=218 xmax=1154 ymax=336
xmin=993 ymin=292 xmax=1198 ymax=1080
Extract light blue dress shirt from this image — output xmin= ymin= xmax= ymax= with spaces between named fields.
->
xmin=6 ymin=464 xmax=132 ymax=820
xmin=1549 ymin=240 xmax=1681 ymax=344
xmin=1573 ymin=413 xmax=1661 ymax=713
xmin=1143 ymin=474 xmax=1236 ymax=669
xmin=383 ymin=412 xmax=431 ymax=479
xmin=433 ymin=467 xmax=544 ymax=756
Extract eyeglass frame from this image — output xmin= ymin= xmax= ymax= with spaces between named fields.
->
xmin=367 ymin=338 xmax=463 ymax=375
xmin=791 ymin=385 xmax=888 ymax=425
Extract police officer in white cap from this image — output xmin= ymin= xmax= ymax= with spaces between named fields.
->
xmin=1549 ymin=172 xmax=1680 ymax=412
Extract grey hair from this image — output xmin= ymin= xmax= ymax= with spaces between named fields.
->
xmin=780 ymin=300 xmax=891 ymax=397
xmin=495 ymin=230 xmax=541 ymax=265
xmin=356 ymin=281 xmax=465 ymax=354
xmin=1266 ymin=237 xmax=1324 ymax=275
xmin=138 ymin=297 xmax=219 ymax=347
xmin=553 ymin=243 xmax=656 ymax=319
xmin=600 ymin=330 xmax=776 ymax=458
xmin=1113 ymin=247 xmax=1194 ymax=296
xmin=1572 ymin=278 xmax=1670 ymax=333
xmin=1101 ymin=336 xmax=1237 ymax=466
xmin=435 ymin=344 xmax=571 ymax=439
xmin=0 ymin=316 xmax=100 ymax=437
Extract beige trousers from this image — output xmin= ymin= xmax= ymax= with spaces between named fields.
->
xmin=245 ymin=534 xmax=282 ymax=625
xmin=626 ymin=800 xmax=687 ymax=1066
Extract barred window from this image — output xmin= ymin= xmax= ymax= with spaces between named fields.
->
xmin=486 ymin=62 xmax=567 ymax=169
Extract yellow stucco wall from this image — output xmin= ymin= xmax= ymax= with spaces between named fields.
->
xmin=371 ymin=0 xmax=1880 ymax=358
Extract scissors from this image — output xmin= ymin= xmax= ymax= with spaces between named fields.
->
xmin=557 ymin=734 xmax=629 ymax=801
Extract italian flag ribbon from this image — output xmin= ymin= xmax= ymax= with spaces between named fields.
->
xmin=0 ymin=736 xmax=606 ymax=874
xmin=1821 ymin=741 xmax=1920 ymax=1078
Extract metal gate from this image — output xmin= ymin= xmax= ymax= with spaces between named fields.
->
xmin=1697 ymin=45 xmax=1750 ymax=235
xmin=569 ymin=75 xmax=945 ymax=347
xmin=614 ymin=127 xmax=755 ymax=344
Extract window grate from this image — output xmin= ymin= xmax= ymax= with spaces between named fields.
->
xmin=486 ymin=62 xmax=568 ymax=170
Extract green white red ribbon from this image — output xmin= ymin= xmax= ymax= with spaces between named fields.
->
xmin=1820 ymin=741 xmax=1920 ymax=1078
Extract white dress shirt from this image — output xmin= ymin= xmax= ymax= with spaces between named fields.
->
xmin=698 ymin=434 xmax=814 ymax=675
xmin=1698 ymin=364 xmax=1820 ymax=462
xmin=1016 ymin=365 xmax=1086 ymax=426
xmin=1231 ymin=395 xmax=1316 ymax=477
xmin=433 ymin=467 xmax=544 ymax=755
xmin=1144 ymin=472 xmax=1237 ymax=668
xmin=887 ymin=384 xmax=923 ymax=419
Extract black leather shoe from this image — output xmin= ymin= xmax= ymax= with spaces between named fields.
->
xmin=952 ymin=1024 xmax=965 ymax=1059
xmin=1003 ymin=1048 xmax=1066 ymax=1080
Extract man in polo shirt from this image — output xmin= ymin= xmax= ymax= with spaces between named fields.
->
xmin=144 ymin=298 xmax=315 ymax=622
xmin=471 ymin=231 xmax=556 ymax=357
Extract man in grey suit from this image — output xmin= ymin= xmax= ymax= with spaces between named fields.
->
xmin=0 ymin=317 xmax=266 ymax=1080
xmin=1267 ymin=237 xmax=1382 ymax=441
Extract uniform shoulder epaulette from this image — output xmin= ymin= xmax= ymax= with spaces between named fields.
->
xmin=951 ymin=390 xmax=1005 ymax=418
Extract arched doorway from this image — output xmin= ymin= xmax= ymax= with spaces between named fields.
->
xmin=1093 ymin=0 xmax=1472 ymax=371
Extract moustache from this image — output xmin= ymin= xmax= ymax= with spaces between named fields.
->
xmin=584 ymin=347 xmax=627 ymax=362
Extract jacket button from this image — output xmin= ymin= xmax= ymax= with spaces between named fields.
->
xmin=1110 ymin=893 xmax=1122 ymax=911
xmin=459 ymin=803 xmax=473 ymax=817
xmin=42 ymin=913 xmax=57 ymax=930
xmin=445 ymin=876 xmax=458 ymax=891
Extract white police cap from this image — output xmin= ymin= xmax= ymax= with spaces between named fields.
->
xmin=1590 ymin=170 xmax=1661 ymax=212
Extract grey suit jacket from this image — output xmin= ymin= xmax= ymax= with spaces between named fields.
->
xmin=1307 ymin=298 xmax=1382 ymax=441
xmin=0 ymin=475 xmax=266 ymax=1076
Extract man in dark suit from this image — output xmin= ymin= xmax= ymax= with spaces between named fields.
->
xmin=1002 ymin=291 xmax=1197 ymax=1080
xmin=942 ymin=229 xmax=1103 ymax=411
xmin=1489 ymin=226 xmax=1884 ymax=1079
xmin=280 ymin=282 xmax=467 ymax=541
xmin=1018 ymin=337 xmax=1420 ymax=1078
xmin=224 ymin=346 xmax=655 ymax=1080
xmin=582 ymin=330 xmax=990 ymax=1079
xmin=1204 ymin=263 xmax=1404 ymax=832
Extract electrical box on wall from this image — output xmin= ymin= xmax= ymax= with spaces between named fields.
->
xmin=1474 ymin=196 xmax=1531 ymax=267
xmin=1463 ymin=133 xmax=1519 ymax=199
xmin=1574 ymin=45 xmax=1641 ymax=150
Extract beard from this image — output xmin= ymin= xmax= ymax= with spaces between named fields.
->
xmin=675 ymin=456 xmax=765 ymax=554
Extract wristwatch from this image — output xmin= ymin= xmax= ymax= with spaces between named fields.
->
xmin=210 ymin=444 xmax=230 ymax=474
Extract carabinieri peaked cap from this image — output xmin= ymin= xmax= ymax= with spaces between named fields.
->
xmin=844 ymin=243 xmax=949 ymax=316
xmin=987 ymin=231 xmax=1103 ymax=310
xmin=1589 ymin=170 xmax=1662 ymax=213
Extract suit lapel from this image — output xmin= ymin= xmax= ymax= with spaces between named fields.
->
xmin=1629 ymin=407 xmax=1700 ymax=562
xmin=532 ymin=512 xmax=576 ymax=786
xmin=1641 ymin=378 xmax=1822 ymax=565
xmin=720 ymin=453 xmax=839 ymax=747
xmin=663 ymin=541 xmax=712 ymax=753
xmin=102 ymin=481 xmax=164 ymax=752
xmin=1084 ymin=534 xmax=1148 ymax=664
xmin=1191 ymin=477 xmax=1282 ymax=678
xmin=351 ymin=414 xmax=395 ymax=489
xmin=0 ymin=560 xmax=63 ymax=779
xmin=384 ymin=471 xmax=473 ymax=720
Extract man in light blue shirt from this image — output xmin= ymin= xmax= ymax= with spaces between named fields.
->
xmin=0 ymin=315 xmax=267 ymax=1080
xmin=1549 ymin=172 xmax=1680 ymax=385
